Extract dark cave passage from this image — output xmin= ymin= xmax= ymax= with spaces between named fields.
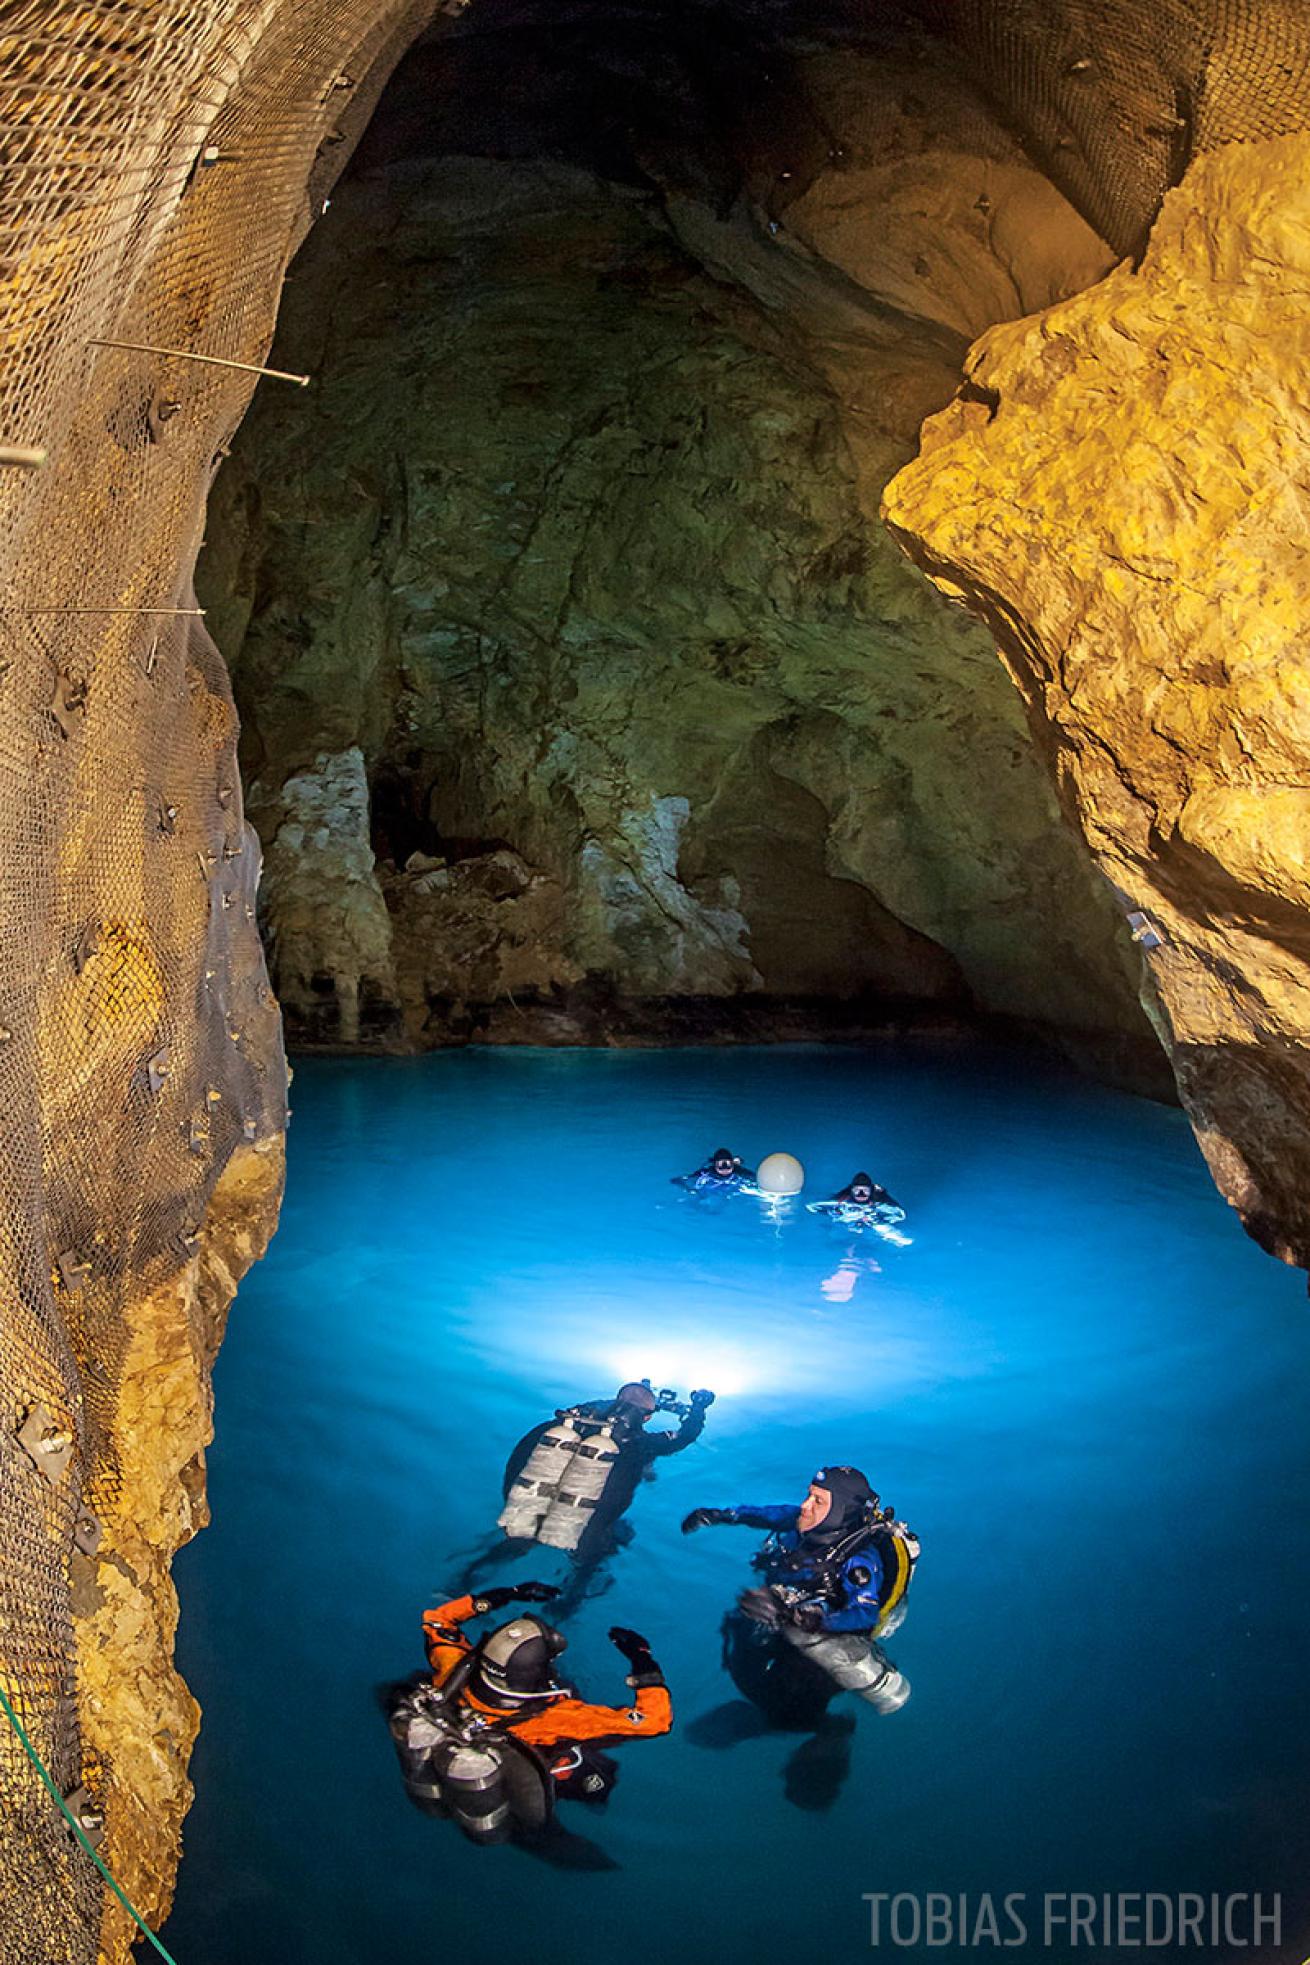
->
xmin=200 ymin=0 xmax=1154 ymax=1069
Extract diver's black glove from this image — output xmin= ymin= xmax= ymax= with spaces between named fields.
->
xmin=681 ymin=1506 xmax=732 ymax=1533
xmin=737 ymin=1586 xmax=785 ymax=1628
xmin=689 ymin=1389 xmax=716 ymax=1408
xmin=787 ymin=1603 xmax=826 ymax=1634
xmin=608 ymin=1626 xmax=665 ymax=1689
xmin=473 ymin=1581 xmax=559 ymax=1613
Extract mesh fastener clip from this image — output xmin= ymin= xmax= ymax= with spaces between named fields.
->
xmin=73 ymin=1509 xmax=103 ymax=1559
xmin=62 ymin=1787 xmax=105 ymax=1851
xmin=51 ymin=671 xmax=87 ymax=740
xmin=57 ymin=1249 xmax=91 ymax=1291
xmin=18 ymin=1404 xmax=74 ymax=1484
xmin=145 ymin=1048 xmax=170 ymax=1095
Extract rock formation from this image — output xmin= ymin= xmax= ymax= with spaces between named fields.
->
xmin=200 ymin=11 xmax=1152 ymax=1061
xmin=884 ymin=134 xmax=1310 ymax=1267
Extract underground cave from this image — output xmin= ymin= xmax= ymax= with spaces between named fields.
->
xmin=4 ymin=2 xmax=1310 ymax=1961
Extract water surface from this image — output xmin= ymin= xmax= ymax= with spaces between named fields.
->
xmin=169 ymin=1044 xmax=1310 ymax=1962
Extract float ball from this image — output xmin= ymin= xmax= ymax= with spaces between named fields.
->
xmin=757 ymin=1151 xmax=804 ymax=1195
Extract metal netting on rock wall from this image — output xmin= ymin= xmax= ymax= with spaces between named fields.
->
xmin=916 ymin=0 xmax=1310 ymax=255
xmin=0 ymin=1 xmax=438 ymax=1957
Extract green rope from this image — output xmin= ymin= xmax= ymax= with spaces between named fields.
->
xmin=0 ymin=1676 xmax=180 ymax=1964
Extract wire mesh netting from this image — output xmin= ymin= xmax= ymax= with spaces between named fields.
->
xmin=915 ymin=0 xmax=1310 ymax=256
xmin=0 ymin=1 xmax=438 ymax=1957
xmin=2 ymin=0 xmax=1309 ymax=1958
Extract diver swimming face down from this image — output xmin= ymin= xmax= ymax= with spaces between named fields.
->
xmin=711 ymin=1150 xmax=736 ymax=1177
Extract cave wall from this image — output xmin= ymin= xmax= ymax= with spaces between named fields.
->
xmin=0 ymin=3 xmax=435 ymax=1957
xmin=200 ymin=11 xmax=1150 ymax=1056
xmin=884 ymin=133 xmax=1310 ymax=1268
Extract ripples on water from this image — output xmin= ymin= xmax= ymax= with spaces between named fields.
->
xmin=169 ymin=1044 xmax=1310 ymax=1962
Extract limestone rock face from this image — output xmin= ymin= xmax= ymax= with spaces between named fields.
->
xmin=202 ymin=22 xmax=1149 ymax=1057
xmin=74 ymin=1138 xmax=284 ymax=1957
xmin=883 ymin=135 xmax=1310 ymax=1264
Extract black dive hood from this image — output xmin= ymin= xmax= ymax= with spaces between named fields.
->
xmin=804 ymin=1465 xmax=877 ymax=1547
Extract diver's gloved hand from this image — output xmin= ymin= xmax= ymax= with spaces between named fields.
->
xmin=689 ymin=1389 xmax=716 ymax=1408
xmin=681 ymin=1506 xmax=732 ymax=1533
xmin=737 ymin=1586 xmax=785 ymax=1628
xmin=786 ymin=1603 xmax=827 ymax=1634
xmin=608 ymin=1626 xmax=665 ymax=1689
xmin=473 ymin=1581 xmax=560 ymax=1613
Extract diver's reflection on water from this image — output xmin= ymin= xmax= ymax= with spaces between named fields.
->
xmin=683 ymin=1465 xmax=918 ymax=1808
xmin=819 ymin=1246 xmax=883 ymax=1304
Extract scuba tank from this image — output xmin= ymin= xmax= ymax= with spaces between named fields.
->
xmin=768 ymin=1505 xmax=920 ymax=1712
xmin=496 ymin=1407 xmax=624 ymax=1551
xmin=388 ymin=1655 xmax=554 ymax=1842
xmin=779 ymin=1627 xmax=911 ymax=1713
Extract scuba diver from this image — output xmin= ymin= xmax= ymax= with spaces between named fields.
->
xmin=682 ymin=1466 xmax=919 ymax=1808
xmin=836 ymin=1171 xmax=899 ymax=1211
xmin=388 ymin=1580 xmax=670 ymax=1859
xmin=674 ymin=1146 xmax=756 ymax=1192
xmin=808 ymin=1170 xmax=904 ymax=1222
xmin=807 ymin=1171 xmax=910 ymax=1248
xmin=462 ymin=1381 xmax=715 ymax=1614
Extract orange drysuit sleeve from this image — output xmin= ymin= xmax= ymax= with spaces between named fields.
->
xmin=509 ymin=1684 xmax=673 ymax=1747
xmin=419 ymin=1597 xmax=672 ymax=1743
xmin=422 ymin=1594 xmax=477 ymax=1681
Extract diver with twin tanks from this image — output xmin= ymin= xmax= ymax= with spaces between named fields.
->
xmin=389 ymin=1579 xmax=669 ymax=1855
xmin=451 ymin=1378 xmax=715 ymax=1615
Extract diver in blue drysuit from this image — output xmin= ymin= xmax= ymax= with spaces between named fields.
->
xmin=682 ymin=1465 xmax=917 ymax=1807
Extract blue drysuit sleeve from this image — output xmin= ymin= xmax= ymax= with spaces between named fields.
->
xmin=727 ymin=1504 xmax=801 ymax=1531
xmin=807 ymin=1547 xmax=886 ymax=1632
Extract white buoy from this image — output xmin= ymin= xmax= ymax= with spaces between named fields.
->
xmin=756 ymin=1151 xmax=804 ymax=1196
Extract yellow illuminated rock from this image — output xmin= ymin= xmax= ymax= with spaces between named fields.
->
xmin=884 ymin=135 xmax=1310 ymax=1265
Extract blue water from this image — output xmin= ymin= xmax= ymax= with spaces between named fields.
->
xmin=168 ymin=1044 xmax=1310 ymax=1963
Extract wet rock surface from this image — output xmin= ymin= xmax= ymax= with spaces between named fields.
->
xmin=201 ymin=4 xmax=1150 ymax=1062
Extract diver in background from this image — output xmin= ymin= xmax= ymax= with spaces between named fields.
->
xmin=389 ymin=1580 xmax=669 ymax=1861
xmin=835 ymin=1171 xmax=899 ymax=1211
xmin=674 ymin=1146 xmax=755 ymax=1191
xmin=808 ymin=1171 xmax=910 ymax=1251
xmin=683 ymin=1466 xmax=918 ymax=1808
xmin=461 ymin=1381 xmax=715 ymax=1614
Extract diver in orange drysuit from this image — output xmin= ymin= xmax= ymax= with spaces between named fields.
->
xmin=422 ymin=1583 xmax=670 ymax=1802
